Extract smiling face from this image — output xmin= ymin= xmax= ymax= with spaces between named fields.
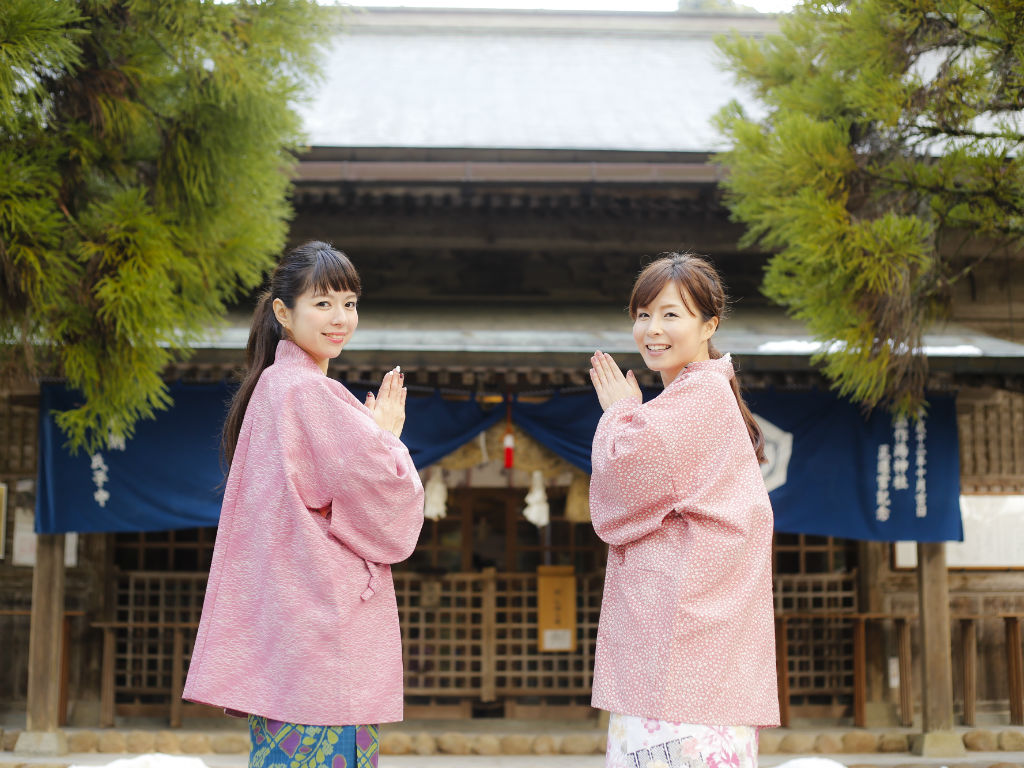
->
xmin=632 ymin=280 xmax=719 ymax=386
xmin=273 ymin=288 xmax=359 ymax=373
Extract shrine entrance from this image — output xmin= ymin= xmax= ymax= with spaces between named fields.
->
xmin=395 ymin=476 xmax=607 ymax=719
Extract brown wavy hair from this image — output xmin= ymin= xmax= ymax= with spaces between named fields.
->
xmin=221 ymin=241 xmax=361 ymax=465
xmin=629 ymin=252 xmax=766 ymax=464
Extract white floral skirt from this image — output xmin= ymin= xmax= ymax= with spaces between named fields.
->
xmin=605 ymin=713 xmax=759 ymax=768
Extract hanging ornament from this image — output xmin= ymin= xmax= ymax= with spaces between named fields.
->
xmin=565 ymin=471 xmax=592 ymax=524
xmin=503 ymin=399 xmax=515 ymax=469
xmin=503 ymin=431 xmax=515 ymax=469
xmin=478 ymin=429 xmax=490 ymax=464
xmin=423 ymin=469 xmax=448 ymax=521
xmin=522 ymin=470 xmax=550 ymax=528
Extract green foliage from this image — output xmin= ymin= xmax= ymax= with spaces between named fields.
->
xmin=714 ymin=0 xmax=1024 ymax=415
xmin=0 ymin=0 xmax=326 ymax=451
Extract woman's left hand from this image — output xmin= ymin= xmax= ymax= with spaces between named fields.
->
xmin=590 ymin=351 xmax=641 ymax=412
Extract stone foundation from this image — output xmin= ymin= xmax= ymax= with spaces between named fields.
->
xmin=2 ymin=726 xmax=1024 ymax=758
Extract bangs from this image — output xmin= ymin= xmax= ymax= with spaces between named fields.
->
xmin=629 ymin=261 xmax=698 ymax=319
xmin=300 ymin=245 xmax=362 ymax=297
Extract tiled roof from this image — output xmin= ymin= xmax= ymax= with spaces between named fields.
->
xmin=299 ymin=8 xmax=775 ymax=152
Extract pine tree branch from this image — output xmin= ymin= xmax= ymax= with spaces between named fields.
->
xmin=931 ymin=10 xmax=1005 ymax=49
xmin=962 ymin=0 xmax=998 ymax=28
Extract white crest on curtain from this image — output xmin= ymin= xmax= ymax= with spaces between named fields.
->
xmin=522 ymin=469 xmax=549 ymax=528
xmin=752 ymin=413 xmax=793 ymax=493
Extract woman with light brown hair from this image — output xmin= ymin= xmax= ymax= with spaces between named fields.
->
xmin=588 ymin=253 xmax=779 ymax=768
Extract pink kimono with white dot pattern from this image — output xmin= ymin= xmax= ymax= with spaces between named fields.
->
xmin=590 ymin=354 xmax=780 ymax=727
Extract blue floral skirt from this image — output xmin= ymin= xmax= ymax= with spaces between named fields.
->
xmin=248 ymin=715 xmax=379 ymax=768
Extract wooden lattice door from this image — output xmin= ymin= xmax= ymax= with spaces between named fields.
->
xmin=773 ymin=533 xmax=859 ymax=717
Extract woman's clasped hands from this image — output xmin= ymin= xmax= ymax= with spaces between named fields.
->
xmin=365 ymin=367 xmax=407 ymax=437
xmin=590 ymin=350 xmax=641 ymax=412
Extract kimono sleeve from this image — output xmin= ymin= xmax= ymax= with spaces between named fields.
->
xmin=589 ymin=395 xmax=683 ymax=545
xmin=286 ymin=378 xmax=424 ymax=564
xmin=589 ymin=372 xmax=727 ymax=546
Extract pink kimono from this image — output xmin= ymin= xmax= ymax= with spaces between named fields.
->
xmin=590 ymin=354 xmax=779 ymax=727
xmin=184 ymin=340 xmax=424 ymax=726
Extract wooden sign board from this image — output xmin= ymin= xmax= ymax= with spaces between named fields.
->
xmin=537 ymin=564 xmax=577 ymax=652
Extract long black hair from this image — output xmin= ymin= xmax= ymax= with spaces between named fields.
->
xmin=222 ymin=241 xmax=361 ymax=465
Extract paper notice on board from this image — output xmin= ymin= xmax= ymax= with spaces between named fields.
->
xmin=537 ymin=564 xmax=577 ymax=652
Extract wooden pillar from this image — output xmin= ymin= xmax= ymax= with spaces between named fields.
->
xmin=896 ymin=618 xmax=914 ymax=727
xmin=913 ymin=541 xmax=964 ymax=756
xmin=1007 ymin=616 xmax=1024 ymax=726
xmin=481 ymin=567 xmax=497 ymax=703
xmin=775 ymin=616 xmax=790 ymax=727
xmin=27 ymin=534 xmax=66 ymax=731
xmin=960 ymin=618 xmax=977 ymax=727
xmin=852 ymin=616 xmax=866 ymax=727
xmin=857 ymin=540 xmax=890 ymax=721
xmin=917 ymin=542 xmax=953 ymax=731
xmin=16 ymin=534 xmax=68 ymax=754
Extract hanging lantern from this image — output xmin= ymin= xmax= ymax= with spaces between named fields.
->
xmin=503 ymin=400 xmax=515 ymax=469
xmin=503 ymin=430 xmax=515 ymax=469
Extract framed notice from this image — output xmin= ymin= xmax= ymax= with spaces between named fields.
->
xmin=11 ymin=507 xmax=78 ymax=567
xmin=894 ymin=495 xmax=1024 ymax=569
xmin=537 ymin=565 xmax=577 ymax=652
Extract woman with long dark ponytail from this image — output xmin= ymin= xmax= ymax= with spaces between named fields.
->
xmin=185 ymin=241 xmax=424 ymax=768
xmin=587 ymin=253 xmax=778 ymax=768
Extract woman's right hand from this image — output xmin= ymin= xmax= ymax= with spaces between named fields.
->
xmin=365 ymin=368 xmax=407 ymax=437
xmin=590 ymin=350 xmax=641 ymax=412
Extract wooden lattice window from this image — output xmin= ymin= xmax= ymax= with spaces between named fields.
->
xmin=0 ymin=394 xmax=37 ymax=480
xmin=399 ymin=572 xmax=485 ymax=706
xmin=114 ymin=529 xmax=216 ymax=572
xmin=396 ymin=570 xmax=601 ymax=716
xmin=773 ymin=533 xmax=856 ymax=576
xmin=111 ymin=573 xmax=206 ymax=709
xmin=958 ymin=387 xmax=1024 ymax=493
xmin=493 ymin=572 xmax=600 ymax=702
xmin=782 ymin=615 xmax=856 ymax=709
xmin=773 ymin=533 xmax=858 ymax=713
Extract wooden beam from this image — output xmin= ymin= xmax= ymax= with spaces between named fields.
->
xmin=26 ymin=534 xmax=66 ymax=732
xmin=289 ymin=209 xmax=759 ymax=255
xmin=917 ymin=541 xmax=954 ymax=732
xmin=296 ymin=160 xmax=724 ymax=185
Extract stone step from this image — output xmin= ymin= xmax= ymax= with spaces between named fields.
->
xmin=2 ymin=727 xmax=1023 ymax=758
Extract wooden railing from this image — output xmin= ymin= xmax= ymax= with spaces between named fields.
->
xmin=89 ymin=572 xmax=1024 ymax=727
xmin=775 ymin=612 xmax=1024 ymax=728
xmin=94 ymin=620 xmax=197 ymax=727
xmin=0 ymin=609 xmax=83 ymax=726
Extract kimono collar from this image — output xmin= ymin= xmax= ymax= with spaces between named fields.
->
xmin=675 ymin=353 xmax=736 ymax=383
xmin=274 ymin=339 xmax=326 ymax=374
